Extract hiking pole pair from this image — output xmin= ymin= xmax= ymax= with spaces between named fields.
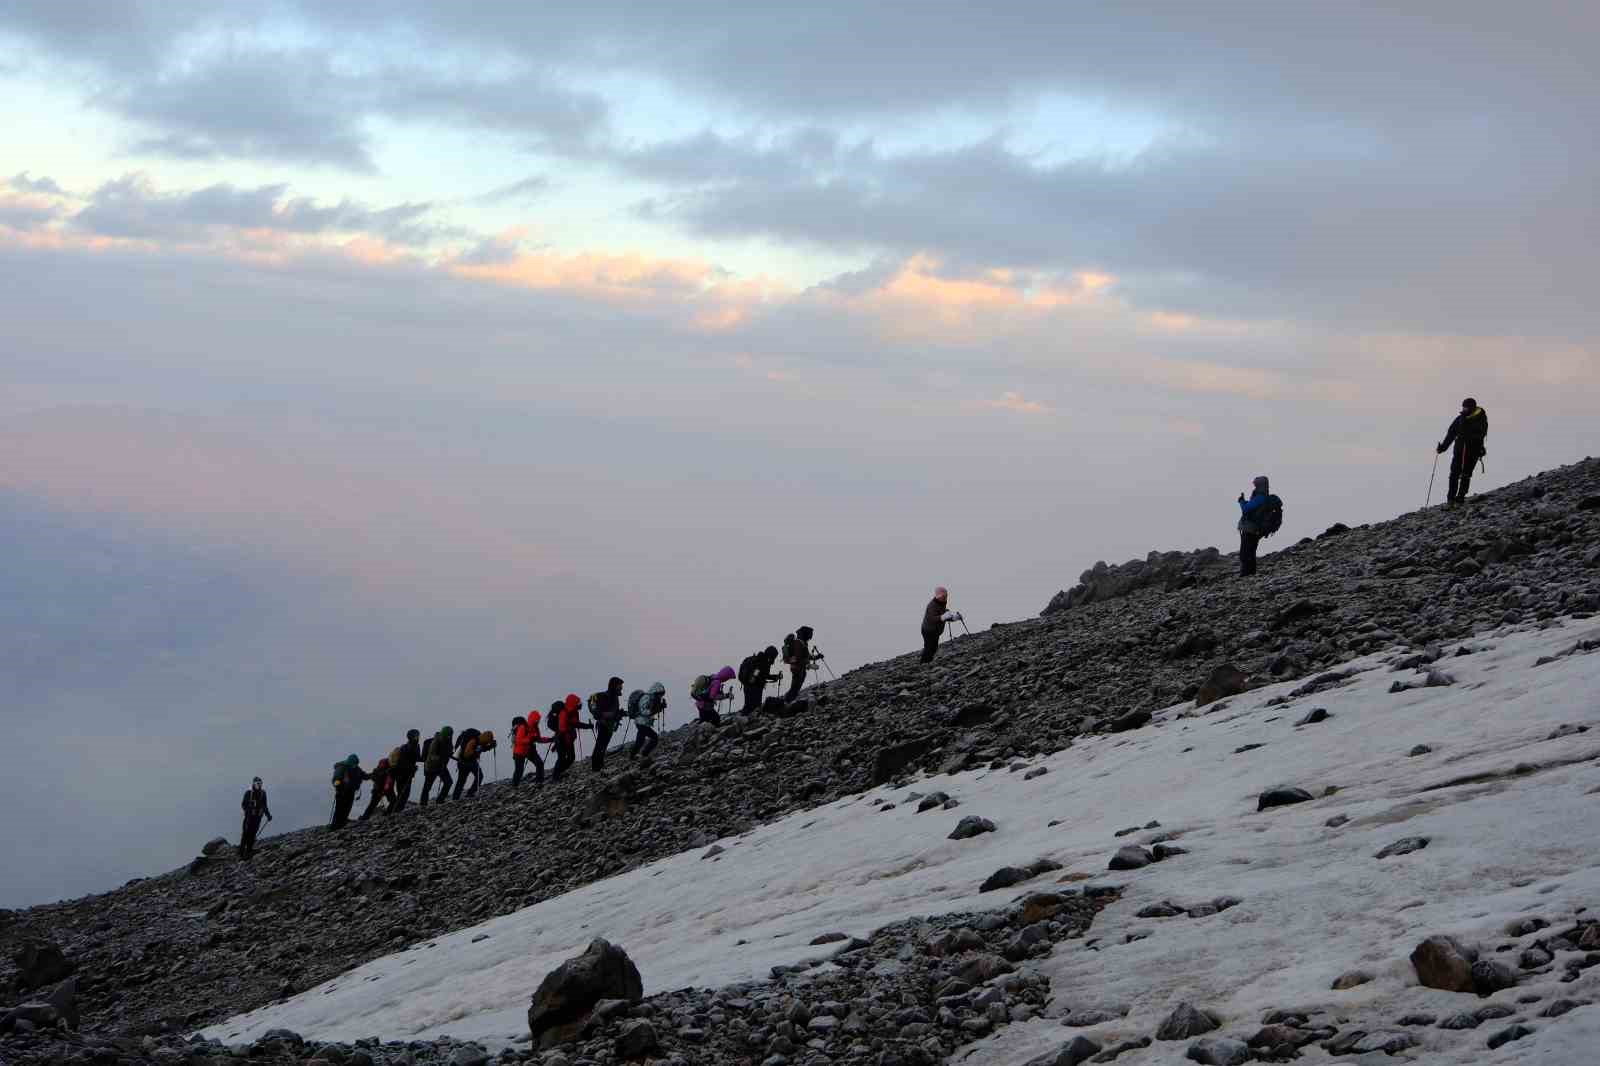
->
xmin=1425 ymin=451 xmax=1441 ymax=509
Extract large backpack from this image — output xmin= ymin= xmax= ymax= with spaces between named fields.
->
xmin=388 ymin=746 xmax=403 ymax=768
xmin=781 ymin=634 xmax=797 ymax=665
xmin=738 ymin=654 xmax=759 ymax=686
xmin=1259 ymin=494 xmax=1285 ymax=537
xmin=331 ymin=762 xmax=346 ymax=788
xmin=627 ymin=689 xmax=646 ymax=717
xmin=690 ymin=674 xmax=712 ymax=702
xmin=479 ymin=729 xmax=496 ymax=752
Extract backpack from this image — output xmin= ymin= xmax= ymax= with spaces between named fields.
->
xmin=781 ymin=634 xmax=797 ymax=665
xmin=479 ymin=730 xmax=496 ymax=752
xmin=587 ymin=692 xmax=602 ymax=715
xmin=421 ymin=737 xmax=434 ymax=764
xmin=388 ymin=746 xmax=403 ymax=767
xmin=690 ymin=674 xmax=713 ymax=702
xmin=331 ymin=762 xmax=346 ymax=788
xmin=738 ymin=654 xmax=758 ymax=686
xmin=1259 ymin=494 xmax=1284 ymax=537
xmin=627 ymin=689 xmax=646 ymax=717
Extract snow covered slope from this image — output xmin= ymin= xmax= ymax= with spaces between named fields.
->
xmin=205 ymin=616 xmax=1600 ymax=1061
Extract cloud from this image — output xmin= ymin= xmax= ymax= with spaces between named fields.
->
xmin=9 ymin=171 xmax=64 ymax=195
xmin=473 ymin=175 xmax=551 ymax=205
xmin=988 ymin=391 xmax=1050 ymax=415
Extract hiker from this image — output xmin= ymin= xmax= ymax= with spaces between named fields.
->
xmin=358 ymin=757 xmax=394 ymax=821
xmin=694 ymin=666 xmax=736 ymax=725
xmin=1437 ymin=397 xmax=1489 ymax=505
xmin=626 ymin=682 xmax=664 ymax=759
xmin=453 ymin=728 xmax=485 ymax=799
xmin=240 ymin=776 xmax=272 ymax=861
xmin=921 ymin=587 xmax=960 ymax=663
xmin=551 ymin=694 xmax=590 ymax=782
xmin=1236 ymin=475 xmax=1277 ymax=576
xmin=330 ymin=754 xmax=367 ymax=829
xmin=782 ymin=627 xmax=817 ymax=701
xmin=590 ymin=677 xmax=625 ymax=772
xmin=389 ymin=729 xmax=422 ymax=813
xmin=738 ymin=647 xmax=782 ymax=713
xmin=512 ymin=714 xmax=548 ymax=787
xmin=420 ymin=726 xmax=454 ymax=806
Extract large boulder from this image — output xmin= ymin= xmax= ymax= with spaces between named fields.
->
xmin=872 ymin=737 xmax=935 ymax=784
xmin=12 ymin=942 xmax=75 ymax=992
xmin=1411 ymin=935 xmax=1477 ymax=992
xmin=528 ymin=939 xmax=643 ymax=1047
xmin=201 ymin=837 xmax=229 ymax=856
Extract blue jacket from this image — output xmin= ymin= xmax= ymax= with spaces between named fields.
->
xmin=1239 ymin=490 xmax=1269 ymax=516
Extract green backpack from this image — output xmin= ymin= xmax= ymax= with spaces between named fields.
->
xmin=690 ymin=674 xmax=712 ymax=702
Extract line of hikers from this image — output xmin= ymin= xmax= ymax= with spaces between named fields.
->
xmin=304 ymin=627 xmax=837 ymax=831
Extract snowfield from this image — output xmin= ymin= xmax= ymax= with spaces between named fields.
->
xmin=205 ymin=616 xmax=1600 ymax=1062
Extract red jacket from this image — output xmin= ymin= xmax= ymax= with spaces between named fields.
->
xmin=557 ymin=695 xmax=586 ymax=739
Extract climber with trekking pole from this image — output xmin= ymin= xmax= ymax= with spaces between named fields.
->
xmin=626 ymin=682 xmax=664 ymax=759
xmin=551 ymin=694 xmax=589 ymax=782
xmin=781 ymin=627 xmax=819 ymax=700
xmin=1437 ymin=397 xmax=1488 ymax=506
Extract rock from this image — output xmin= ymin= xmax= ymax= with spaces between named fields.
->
xmin=1412 ymin=935 xmax=1478 ymax=992
xmin=1024 ymin=766 xmax=1049 ymax=780
xmin=1026 ymin=1034 xmax=1101 ymax=1066
xmin=873 ymin=738 xmax=935 ymax=784
xmin=1331 ymin=970 xmax=1372 ymax=990
xmin=200 ymin=837 xmax=229 ymax=856
xmin=1061 ymin=1008 xmax=1118 ymax=1027
xmin=1156 ymin=1002 xmax=1220 ymax=1040
xmin=527 ymin=938 xmax=644 ymax=1044
xmin=447 ymin=1047 xmax=489 ymax=1066
xmin=1295 ymin=707 xmax=1331 ymax=725
xmin=1485 ymin=1023 xmax=1534 ymax=1049
xmin=11 ymin=942 xmax=75 ymax=992
xmin=1108 ymin=845 xmax=1152 ymax=870
xmin=1519 ymin=945 xmax=1554 ymax=969
xmin=1470 ymin=959 xmax=1519 ymax=996
xmin=949 ymin=815 xmax=997 ymax=840
xmin=809 ymin=932 xmax=848 ymax=945
xmin=1021 ymin=892 xmax=1069 ymax=924
xmin=1325 ymin=814 xmax=1350 ymax=827
xmin=1136 ymin=902 xmax=1185 ymax=919
xmin=1194 ymin=665 xmax=1248 ymax=707
xmin=916 ymin=792 xmax=950 ymax=812
xmin=45 ymin=976 xmax=79 ymax=1030
xmin=1407 ymin=744 xmax=1433 ymax=756
xmin=1350 ymin=1031 xmax=1418 ymax=1054
xmin=1185 ymin=1037 xmax=1250 ymax=1065
xmin=1107 ymin=709 xmax=1152 ymax=732
xmin=613 ymin=1019 xmax=659 ymax=1060
xmin=1396 ymin=1013 xmax=1436 ymax=1026
xmin=1540 ymin=998 xmax=1583 ymax=1017
xmin=1375 ymin=836 xmax=1430 ymax=859
xmin=1257 ymin=787 xmax=1314 ymax=812
xmin=980 ymin=866 xmax=1031 ymax=892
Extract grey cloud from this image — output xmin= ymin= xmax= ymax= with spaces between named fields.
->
xmin=473 ymin=174 xmax=551 ymax=205
xmin=9 ymin=171 xmax=66 ymax=195
xmin=72 ymin=174 xmax=450 ymax=245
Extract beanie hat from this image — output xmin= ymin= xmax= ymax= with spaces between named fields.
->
xmin=934 ymin=586 xmax=948 ymax=600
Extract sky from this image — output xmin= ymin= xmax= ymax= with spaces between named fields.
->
xmin=1 ymin=1 xmax=1596 ymax=907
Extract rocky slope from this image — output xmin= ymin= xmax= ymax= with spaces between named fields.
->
xmin=3 ymin=457 xmax=1598 ymax=1053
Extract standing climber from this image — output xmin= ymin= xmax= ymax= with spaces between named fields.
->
xmin=739 ymin=647 xmax=782 ymax=713
xmin=512 ymin=714 xmax=549 ymax=787
xmin=453 ymin=728 xmax=485 ymax=799
xmin=1437 ymin=397 xmax=1489 ymax=505
xmin=389 ymin=729 xmax=422 ymax=813
xmin=240 ymin=776 xmax=272 ymax=861
xmin=551 ymin=694 xmax=589 ymax=782
xmin=590 ymin=677 xmax=625 ymax=772
xmin=782 ymin=627 xmax=816 ymax=701
xmin=358 ymin=757 xmax=394 ymax=821
xmin=330 ymin=754 xmax=367 ymax=829
xmin=921 ymin=587 xmax=960 ymax=663
xmin=420 ymin=726 xmax=454 ymax=806
xmin=627 ymin=682 xmax=664 ymax=759
xmin=694 ymin=666 xmax=736 ymax=725
xmin=1236 ymin=476 xmax=1282 ymax=577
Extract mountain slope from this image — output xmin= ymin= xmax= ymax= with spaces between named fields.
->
xmin=2 ymin=456 xmax=1597 ymax=1045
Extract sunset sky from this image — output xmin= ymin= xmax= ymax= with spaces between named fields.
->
xmin=2 ymin=2 xmax=1595 ymax=905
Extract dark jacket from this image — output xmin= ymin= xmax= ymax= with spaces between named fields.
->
xmin=242 ymin=787 xmax=271 ymax=822
xmin=1440 ymin=406 xmax=1488 ymax=454
xmin=922 ymin=598 xmax=949 ymax=637
xmin=456 ymin=728 xmax=483 ymax=762
xmin=395 ymin=736 xmax=422 ymax=775
xmin=334 ymin=763 xmax=368 ymax=794
xmin=594 ymin=685 xmax=624 ymax=727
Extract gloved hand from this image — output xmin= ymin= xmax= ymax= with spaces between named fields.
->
xmin=1237 ymin=493 xmax=1246 ymax=502
xmin=267 ymin=814 xmax=273 ymax=822
xmin=941 ymin=611 xmax=957 ymax=622
xmin=1436 ymin=442 xmax=1446 ymax=454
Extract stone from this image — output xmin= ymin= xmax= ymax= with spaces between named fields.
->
xmin=980 ymin=866 xmax=1031 ymax=892
xmin=1194 ymin=665 xmax=1248 ymax=707
xmin=1108 ymin=845 xmax=1152 ymax=870
xmin=1020 ymin=892 xmax=1069 ymax=924
xmin=1540 ymin=998 xmax=1583 ymax=1017
xmin=1485 ymin=1023 xmax=1534 ymax=1049
xmin=1375 ymin=836 xmax=1430 ymax=859
xmin=1155 ymin=1002 xmax=1220 ymax=1040
xmin=1331 ymin=970 xmax=1372 ymax=990
xmin=447 ymin=1047 xmax=489 ymax=1066
xmin=1026 ymin=1034 xmax=1101 ymax=1066
xmin=11 ymin=942 xmax=75 ymax=992
xmin=1408 ymin=744 xmax=1433 ymax=756
xmin=527 ymin=938 xmax=643 ymax=1044
xmin=1412 ymin=935 xmax=1478 ymax=992
xmin=1024 ymin=766 xmax=1049 ymax=780
xmin=1470 ymin=959 xmax=1519 ymax=995
xmin=916 ymin=791 xmax=950 ymax=812
xmin=1184 ymin=1037 xmax=1250 ymax=1065
xmin=1520 ymin=945 xmax=1554 ymax=969
xmin=1295 ymin=707 xmax=1331 ymax=725
xmin=1061 ymin=1009 xmax=1118 ymax=1027
xmin=949 ymin=816 xmax=997 ymax=840
xmin=1257 ymin=787 xmax=1314 ymax=811
xmin=45 ymin=976 xmax=79 ymax=1030
xmin=873 ymin=738 xmax=935 ymax=784
xmin=809 ymin=931 xmax=848 ymax=945
xmin=613 ymin=1019 xmax=658 ymax=1059
xmin=1108 ymin=709 xmax=1152 ymax=732
xmin=201 ymin=837 xmax=229 ymax=856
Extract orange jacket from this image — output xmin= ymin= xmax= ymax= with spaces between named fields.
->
xmin=512 ymin=722 xmax=532 ymax=756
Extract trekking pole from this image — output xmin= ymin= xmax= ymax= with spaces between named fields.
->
xmin=493 ymin=748 xmax=499 ymax=782
xmin=958 ymin=617 xmax=972 ymax=637
xmin=1425 ymin=451 xmax=1441 ymax=508
xmin=813 ymin=647 xmax=838 ymax=680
